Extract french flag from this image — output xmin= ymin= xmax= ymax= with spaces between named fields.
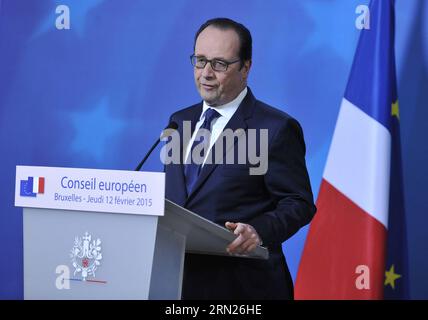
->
xmin=295 ymin=0 xmax=403 ymax=299
xmin=20 ymin=176 xmax=45 ymax=197
xmin=32 ymin=176 xmax=45 ymax=194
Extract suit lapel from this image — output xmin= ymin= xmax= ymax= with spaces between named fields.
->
xmin=185 ymin=89 xmax=256 ymax=205
xmin=172 ymin=103 xmax=202 ymax=204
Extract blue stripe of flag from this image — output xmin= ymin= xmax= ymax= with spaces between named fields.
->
xmin=344 ymin=0 xmax=395 ymax=132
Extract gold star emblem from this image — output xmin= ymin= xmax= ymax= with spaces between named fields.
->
xmin=385 ymin=264 xmax=402 ymax=289
xmin=391 ymin=101 xmax=400 ymax=120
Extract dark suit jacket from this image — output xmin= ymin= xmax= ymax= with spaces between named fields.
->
xmin=165 ymin=88 xmax=316 ymax=299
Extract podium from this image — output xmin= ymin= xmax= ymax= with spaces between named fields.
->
xmin=15 ymin=166 xmax=268 ymax=300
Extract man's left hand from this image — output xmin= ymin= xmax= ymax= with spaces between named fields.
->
xmin=225 ymin=222 xmax=262 ymax=254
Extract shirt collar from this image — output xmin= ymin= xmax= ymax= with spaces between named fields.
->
xmin=201 ymin=87 xmax=248 ymax=121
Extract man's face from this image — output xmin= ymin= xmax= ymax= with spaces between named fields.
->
xmin=194 ymin=26 xmax=251 ymax=107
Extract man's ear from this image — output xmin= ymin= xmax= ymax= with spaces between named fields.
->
xmin=242 ymin=59 xmax=252 ymax=80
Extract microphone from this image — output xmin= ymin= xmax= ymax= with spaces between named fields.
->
xmin=135 ymin=121 xmax=178 ymax=171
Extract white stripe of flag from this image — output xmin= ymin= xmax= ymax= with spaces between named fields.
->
xmin=32 ymin=177 xmax=39 ymax=194
xmin=323 ymin=98 xmax=391 ymax=229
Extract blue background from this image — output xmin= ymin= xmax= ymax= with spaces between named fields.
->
xmin=1 ymin=0 xmax=427 ymax=299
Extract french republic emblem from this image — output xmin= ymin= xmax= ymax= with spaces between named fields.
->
xmin=70 ymin=232 xmax=102 ymax=281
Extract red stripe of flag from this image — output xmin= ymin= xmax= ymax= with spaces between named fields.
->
xmin=38 ymin=177 xmax=45 ymax=194
xmin=295 ymin=179 xmax=387 ymax=299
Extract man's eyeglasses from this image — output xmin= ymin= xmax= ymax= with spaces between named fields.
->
xmin=190 ymin=54 xmax=240 ymax=72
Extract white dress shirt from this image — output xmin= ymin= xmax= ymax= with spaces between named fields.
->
xmin=185 ymin=87 xmax=248 ymax=166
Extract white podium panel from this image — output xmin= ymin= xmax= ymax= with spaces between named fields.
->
xmin=24 ymin=208 xmax=158 ymax=299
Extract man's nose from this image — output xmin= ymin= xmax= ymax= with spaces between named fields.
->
xmin=201 ymin=62 xmax=215 ymax=79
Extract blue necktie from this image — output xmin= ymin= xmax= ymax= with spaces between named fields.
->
xmin=184 ymin=108 xmax=221 ymax=195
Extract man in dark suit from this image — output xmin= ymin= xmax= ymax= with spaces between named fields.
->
xmin=165 ymin=18 xmax=316 ymax=299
